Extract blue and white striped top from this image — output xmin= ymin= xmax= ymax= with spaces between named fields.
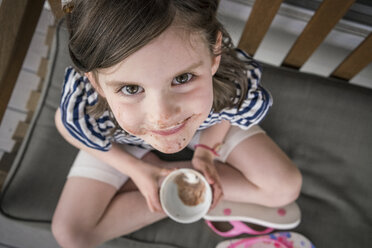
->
xmin=60 ymin=49 xmax=273 ymax=151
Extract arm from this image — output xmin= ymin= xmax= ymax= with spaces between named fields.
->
xmin=54 ymin=108 xmax=171 ymax=212
xmin=55 ymin=108 xmax=146 ymax=176
xmin=194 ymin=119 xmax=230 ymax=159
xmin=192 ymin=119 xmax=230 ymax=208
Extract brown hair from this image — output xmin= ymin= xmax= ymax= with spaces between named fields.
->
xmin=66 ymin=0 xmax=249 ymax=119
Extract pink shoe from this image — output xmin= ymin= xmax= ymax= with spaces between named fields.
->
xmin=216 ymin=232 xmax=315 ymax=248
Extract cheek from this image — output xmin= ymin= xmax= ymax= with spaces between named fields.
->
xmin=109 ymin=102 xmax=146 ymax=135
xmin=192 ymin=77 xmax=214 ymax=111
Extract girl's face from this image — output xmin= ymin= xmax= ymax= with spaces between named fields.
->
xmin=87 ymin=26 xmax=221 ymax=153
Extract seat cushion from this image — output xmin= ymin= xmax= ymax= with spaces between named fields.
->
xmin=0 ymin=21 xmax=78 ymax=221
xmin=259 ymin=65 xmax=372 ymax=247
xmin=1 ymin=19 xmax=371 ymax=248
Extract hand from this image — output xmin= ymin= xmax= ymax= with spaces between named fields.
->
xmin=131 ymin=162 xmax=173 ymax=213
xmin=192 ymin=149 xmax=223 ymax=209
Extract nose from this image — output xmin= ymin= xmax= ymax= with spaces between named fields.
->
xmin=147 ymin=93 xmax=181 ymax=127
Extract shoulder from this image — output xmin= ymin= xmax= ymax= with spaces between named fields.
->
xmin=235 ymin=48 xmax=262 ymax=78
xmin=199 ymin=50 xmax=272 ymax=130
xmin=61 ymin=66 xmax=98 ymax=107
xmin=60 ymin=67 xmax=115 ymax=150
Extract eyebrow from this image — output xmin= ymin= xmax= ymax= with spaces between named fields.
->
xmin=105 ymin=60 xmax=204 ymax=87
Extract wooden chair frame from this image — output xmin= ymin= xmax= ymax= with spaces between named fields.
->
xmin=0 ymin=0 xmax=63 ymax=124
xmin=238 ymin=0 xmax=372 ymax=80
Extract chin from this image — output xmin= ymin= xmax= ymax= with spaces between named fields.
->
xmin=143 ymin=119 xmax=201 ymax=154
xmin=144 ymin=133 xmax=192 ymax=154
xmin=151 ymin=141 xmax=188 ymax=154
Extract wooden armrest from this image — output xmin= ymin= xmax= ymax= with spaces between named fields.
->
xmin=47 ymin=0 xmax=64 ymax=20
xmin=0 ymin=0 xmax=45 ymax=123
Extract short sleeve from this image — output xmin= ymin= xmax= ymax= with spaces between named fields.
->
xmin=200 ymin=49 xmax=273 ymax=130
xmin=60 ymin=67 xmax=115 ymax=151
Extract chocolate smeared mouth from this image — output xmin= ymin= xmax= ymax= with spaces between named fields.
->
xmin=174 ymin=172 xmax=206 ymax=206
xmin=150 ymin=116 xmax=192 ymax=136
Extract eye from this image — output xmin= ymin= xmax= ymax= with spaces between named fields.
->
xmin=120 ymin=85 xmax=144 ymax=95
xmin=172 ymin=73 xmax=194 ymax=85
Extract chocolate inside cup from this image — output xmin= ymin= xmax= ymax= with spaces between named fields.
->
xmin=174 ymin=173 xmax=206 ymax=206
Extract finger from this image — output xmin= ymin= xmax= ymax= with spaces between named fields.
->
xmin=211 ymin=184 xmax=223 ymax=209
xmin=206 ymin=173 xmax=215 ymax=185
xmin=152 ymin=193 xmax=163 ymax=212
xmin=148 ymin=188 xmax=163 ymax=212
xmin=151 ymin=200 xmax=162 ymax=213
xmin=158 ymin=168 xmax=176 ymax=186
xmin=203 ymin=171 xmax=215 ymax=184
xmin=211 ymin=188 xmax=218 ymax=208
xmin=160 ymin=167 xmax=175 ymax=177
xmin=146 ymin=197 xmax=155 ymax=213
xmin=201 ymin=168 xmax=215 ymax=185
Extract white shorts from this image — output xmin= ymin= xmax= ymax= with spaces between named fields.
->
xmin=67 ymin=125 xmax=265 ymax=189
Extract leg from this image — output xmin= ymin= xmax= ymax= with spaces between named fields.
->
xmin=52 ymin=178 xmax=166 ymax=248
xmin=219 ymin=132 xmax=302 ymax=207
xmin=52 ymin=152 xmax=167 ymax=248
xmin=162 ymin=126 xmax=301 ymax=207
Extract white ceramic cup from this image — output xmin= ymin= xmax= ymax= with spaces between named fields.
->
xmin=160 ymin=168 xmax=212 ymax=224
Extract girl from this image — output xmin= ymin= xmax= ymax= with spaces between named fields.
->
xmin=52 ymin=0 xmax=302 ymax=247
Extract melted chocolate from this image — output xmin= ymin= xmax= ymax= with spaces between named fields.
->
xmin=174 ymin=174 xmax=205 ymax=206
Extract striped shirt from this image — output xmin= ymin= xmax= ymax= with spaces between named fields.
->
xmin=60 ymin=49 xmax=273 ymax=151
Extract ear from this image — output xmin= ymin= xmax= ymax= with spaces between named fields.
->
xmin=85 ymin=72 xmax=106 ymax=98
xmin=211 ymin=31 xmax=222 ymax=76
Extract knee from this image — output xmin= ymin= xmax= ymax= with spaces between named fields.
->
xmin=282 ymin=167 xmax=302 ymax=204
xmin=52 ymin=216 xmax=94 ymax=248
xmin=264 ymin=166 xmax=303 ymax=207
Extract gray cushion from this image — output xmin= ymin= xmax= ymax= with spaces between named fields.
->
xmin=259 ymin=66 xmax=372 ymax=247
xmin=1 ymin=19 xmax=371 ymax=247
xmin=0 ymin=22 xmax=77 ymax=221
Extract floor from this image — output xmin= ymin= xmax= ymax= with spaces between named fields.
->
xmin=0 ymin=0 xmax=371 ymax=163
